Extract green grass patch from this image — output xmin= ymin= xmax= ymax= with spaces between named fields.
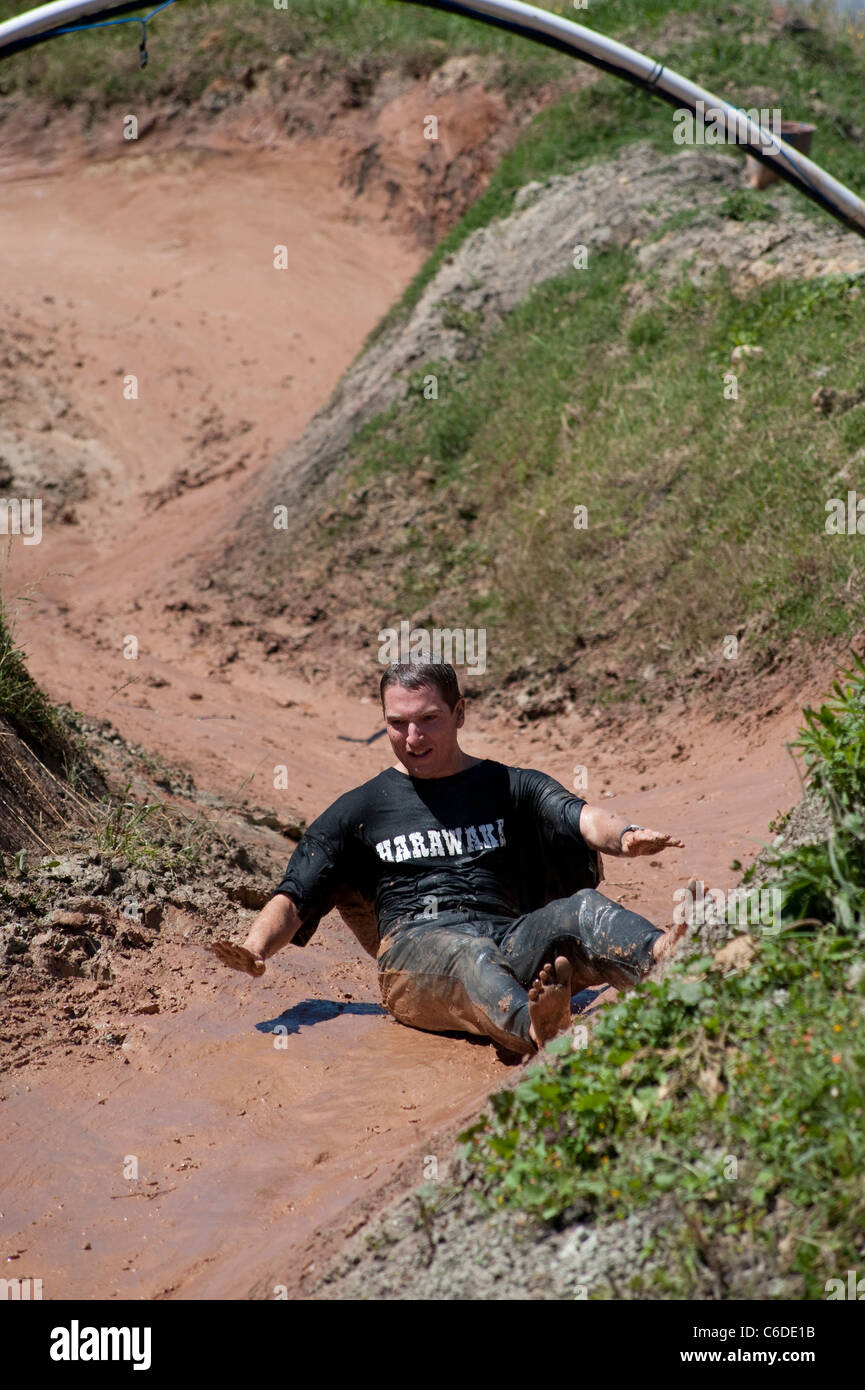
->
xmin=717 ymin=187 xmax=778 ymax=222
xmin=93 ymin=777 xmax=216 ymax=876
xmin=795 ymin=654 xmax=865 ymax=819
xmin=329 ymin=249 xmax=865 ymax=683
xmin=460 ymin=657 xmax=865 ymax=1298
xmin=760 ymin=654 xmax=865 ymax=933
xmin=0 ymin=599 xmax=74 ymax=762
xmin=0 ymin=0 xmax=575 ymax=110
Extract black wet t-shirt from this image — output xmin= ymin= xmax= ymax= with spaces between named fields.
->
xmin=270 ymin=758 xmax=596 ymax=943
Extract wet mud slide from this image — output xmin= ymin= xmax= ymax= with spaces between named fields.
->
xmin=0 ymin=108 xmax=843 ymax=1302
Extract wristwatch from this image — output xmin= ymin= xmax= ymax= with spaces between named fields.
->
xmin=619 ymin=824 xmax=643 ymax=849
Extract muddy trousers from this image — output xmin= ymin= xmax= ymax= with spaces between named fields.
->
xmin=376 ymin=889 xmax=664 ymax=1056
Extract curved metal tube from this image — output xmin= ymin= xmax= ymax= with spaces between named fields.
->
xmin=1 ymin=0 xmax=864 ymax=238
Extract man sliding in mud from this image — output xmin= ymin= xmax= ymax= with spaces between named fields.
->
xmin=211 ymin=663 xmax=685 ymax=1056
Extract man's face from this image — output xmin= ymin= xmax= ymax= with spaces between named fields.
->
xmin=382 ymin=682 xmax=465 ymax=778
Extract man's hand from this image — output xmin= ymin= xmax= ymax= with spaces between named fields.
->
xmin=579 ymin=804 xmax=683 ymax=856
xmin=620 ymin=826 xmax=684 ymax=856
xmin=209 ymin=892 xmax=301 ymax=979
xmin=209 ymin=941 xmax=266 ymax=977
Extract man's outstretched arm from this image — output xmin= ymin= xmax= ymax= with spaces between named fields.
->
xmin=210 ymin=892 xmax=301 ymax=977
xmin=578 ymin=803 xmax=684 ymax=857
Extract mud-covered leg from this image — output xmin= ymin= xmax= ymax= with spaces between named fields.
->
xmin=377 ymin=926 xmax=543 ymax=1056
xmin=499 ymin=889 xmax=676 ymax=994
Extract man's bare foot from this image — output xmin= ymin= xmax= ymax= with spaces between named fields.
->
xmin=684 ymin=877 xmax=703 ymax=925
xmin=528 ymin=955 xmax=573 ymax=1049
xmin=650 ymin=919 xmax=689 ymax=968
xmin=209 ymin=940 xmax=266 ymax=977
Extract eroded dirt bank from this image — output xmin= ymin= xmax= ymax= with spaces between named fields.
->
xmin=0 ymin=96 xmax=847 ymax=1300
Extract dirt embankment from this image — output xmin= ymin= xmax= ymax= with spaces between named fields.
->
xmin=0 ymin=46 xmax=579 ymax=714
xmin=220 ymin=140 xmax=865 ymax=715
xmin=0 ymin=714 xmax=88 ymax=854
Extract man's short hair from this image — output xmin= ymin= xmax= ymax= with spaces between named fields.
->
xmin=379 ymin=662 xmax=462 ymax=712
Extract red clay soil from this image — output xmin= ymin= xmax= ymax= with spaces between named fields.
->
xmin=0 ymin=119 xmax=842 ymax=1301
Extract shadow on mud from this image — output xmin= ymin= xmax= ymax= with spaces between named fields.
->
xmin=255 ymin=999 xmax=387 ymax=1036
xmin=255 ymin=987 xmax=608 ymax=1045
xmin=571 ymin=986 xmax=607 ymax=1013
